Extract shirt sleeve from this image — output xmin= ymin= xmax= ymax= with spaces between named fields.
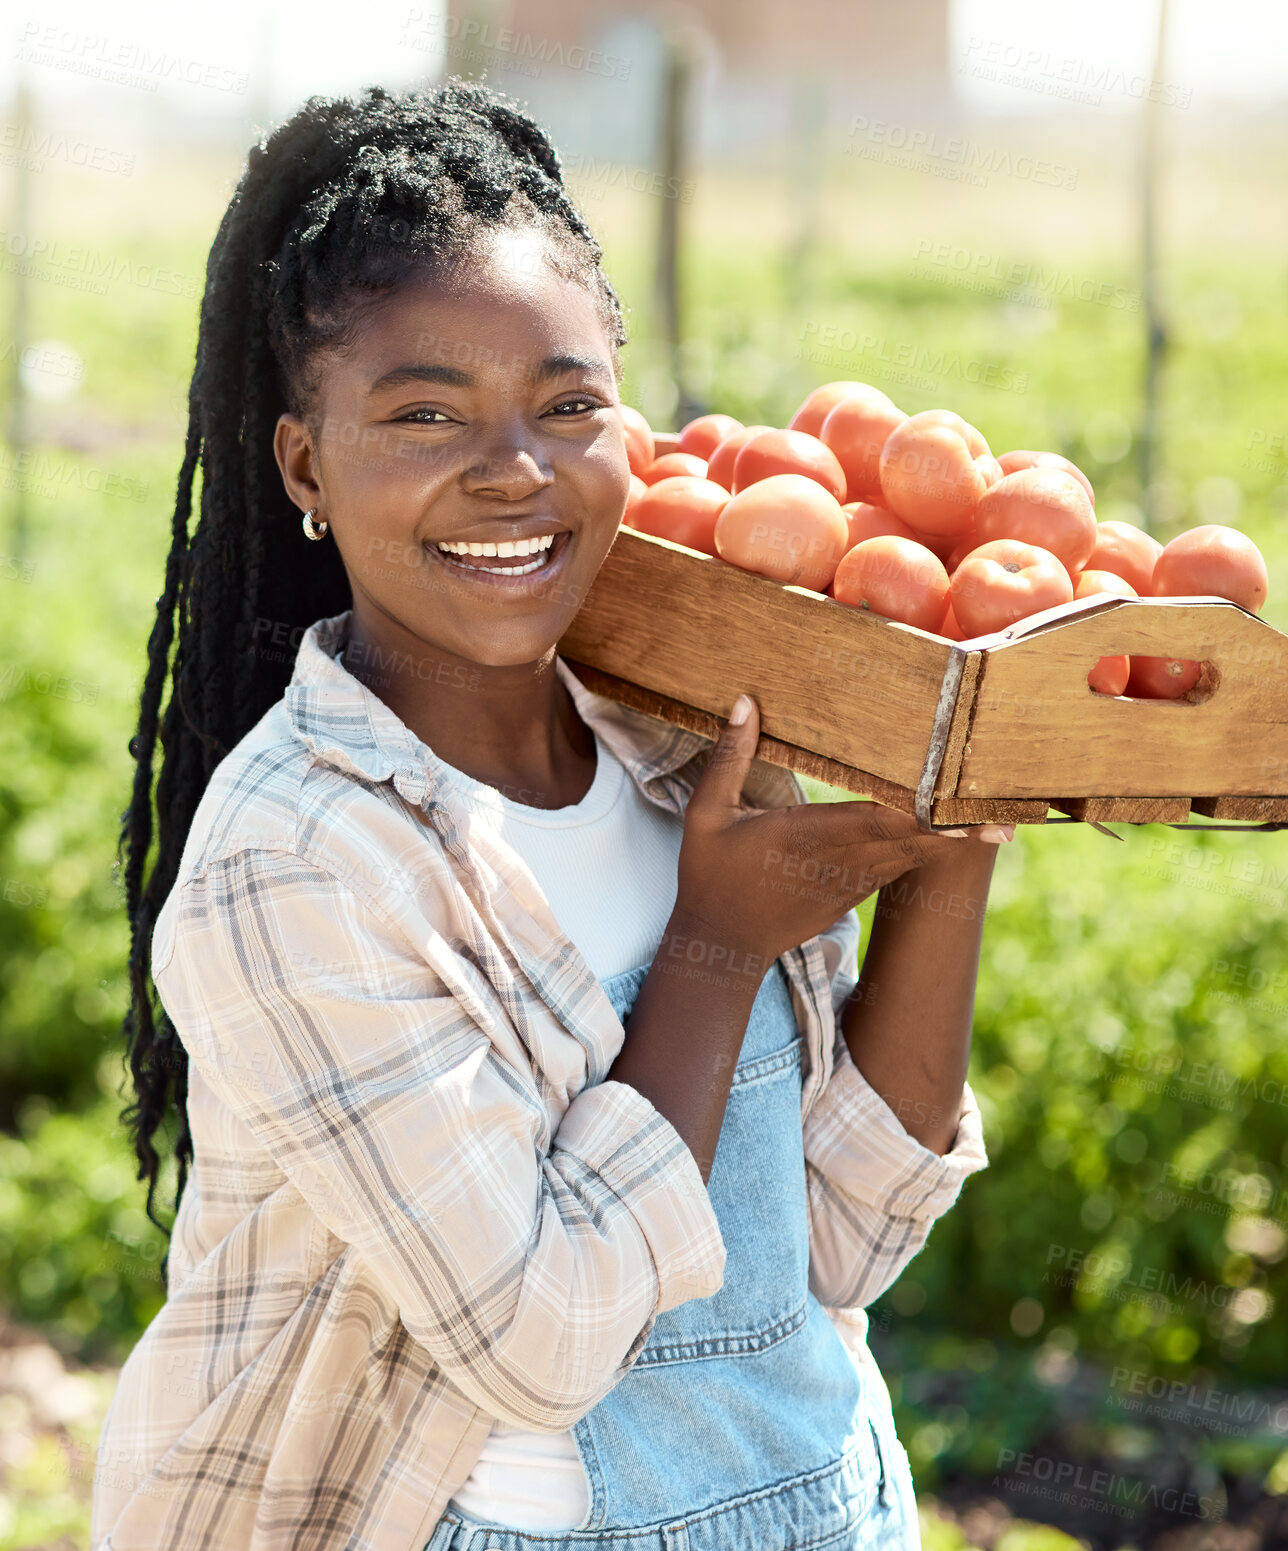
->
xmin=801 ymin=909 xmax=989 ymax=1311
xmin=151 ymin=848 xmax=726 ymax=1433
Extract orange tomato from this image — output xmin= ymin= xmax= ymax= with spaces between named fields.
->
xmin=705 ymin=424 xmax=774 ymax=490
xmin=629 ymin=477 xmax=730 ymax=557
xmin=642 ymin=452 xmax=708 ymax=485
xmin=714 ymin=473 xmax=849 ymax=591
xmin=789 ymin=381 xmax=885 ymax=438
xmin=911 ymin=524 xmax=969 ymax=566
xmin=732 ymin=428 xmax=847 ymax=501
xmin=949 ymin=539 xmax=1074 ymax=635
xmin=619 ymin=405 xmax=653 ymax=477
xmin=678 ymin=413 xmax=743 ymax=460
xmin=1074 ymin=570 xmax=1138 ymax=601
xmin=1126 ymin=657 xmax=1202 ymax=699
xmin=1088 ymin=656 xmax=1131 ymax=695
xmin=944 ymin=526 xmax=980 ymax=573
xmin=1085 ymin=521 xmax=1162 ymax=596
xmin=1072 ymin=573 xmax=1137 ymax=692
xmin=623 ymin=473 xmax=648 ymax=527
xmin=832 ymin=537 xmax=950 ymax=632
xmin=841 ymin=501 xmax=917 ymax=551
xmin=878 ymin=410 xmax=1001 ymax=535
xmin=937 ymin=599 xmax=967 ymax=641
xmin=1150 ymin=524 xmax=1269 ymax=614
xmin=973 ymin=468 xmax=1097 ymax=575
xmin=997 ymin=450 xmax=1096 ymax=506
xmin=818 ymin=391 xmax=908 ymax=505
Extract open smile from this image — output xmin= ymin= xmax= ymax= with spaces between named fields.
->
xmin=425 ymin=528 xmax=573 ymax=588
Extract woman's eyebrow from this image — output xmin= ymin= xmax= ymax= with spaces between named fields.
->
xmin=367 ymin=353 xmax=609 ymax=397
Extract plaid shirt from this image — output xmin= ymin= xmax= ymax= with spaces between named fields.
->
xmin=93 ymin=609 xmax=987 ymax=1551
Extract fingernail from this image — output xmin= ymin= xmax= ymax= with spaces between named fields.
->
xmin=941 ymin=828 xmax=969 ymax=838
xmin=728 ymin=694 xmax=751 ymax=726
xmin=980 ymin=824 xmax=1014 ymax=843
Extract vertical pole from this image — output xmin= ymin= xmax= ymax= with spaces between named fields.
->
xmin=8 ymin=43 xmax=32 ymax=564
xmin=1139 ymin=0 xmax=1170 ymax=534
xmin=655 ymin=28 xmax=696 ymax=428
xmin=785 ymin=74 xmax=825 ymax=316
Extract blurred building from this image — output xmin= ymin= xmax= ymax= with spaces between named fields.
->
xmin=443 ymin=0 xmax=953 ymax=164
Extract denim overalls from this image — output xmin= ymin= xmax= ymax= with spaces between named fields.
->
xmin=426 ymin=960 xmax=920 ymax=1551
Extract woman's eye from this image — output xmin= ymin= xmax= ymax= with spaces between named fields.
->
xmin=395 ymin=408 xmax=452 ymax=424
xmin=548 ymin=396 xmax=599 ymax=416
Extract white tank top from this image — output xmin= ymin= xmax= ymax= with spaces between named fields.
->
xmin=434 ymin=727 xmax=685 ymax=1530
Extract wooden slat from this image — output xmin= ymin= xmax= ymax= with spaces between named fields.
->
xmin=558 ymin=527 xmax=954 ymax=791
xmin=956 ymin=596 xmax=1288 ymax=798
xmin=562 ymin=662 xmax=919 ymax=810
xmin=651 ymin=432 xmax=682 ymax=457
xmin=1051 ymin=797 xmax=1192 ymax=823
xmin=929 ymin=797 xmax=1052 ymax=825
xmin=1190 ymin=795 xmax=1288 ymax=821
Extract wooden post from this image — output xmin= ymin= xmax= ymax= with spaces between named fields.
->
xmin=1138 ymin=0 xmax=1170 ymax=534
xmin=7 ymin=46 xmax=32 ymax=564
xmin=654 ymin=26 xmax=698 ymax=429
xmin=785 ymin=73 xmax=826 ymax=316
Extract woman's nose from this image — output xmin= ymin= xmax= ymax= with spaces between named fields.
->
xmin=459 ymin=438 xmax=552 ymax=499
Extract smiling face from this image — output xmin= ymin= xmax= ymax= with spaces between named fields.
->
xmin=274 ymin=227 xmax=632 ymax=670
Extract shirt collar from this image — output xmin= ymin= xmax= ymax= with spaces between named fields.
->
xmin=283 ymin=609 xmax=736 ymax=813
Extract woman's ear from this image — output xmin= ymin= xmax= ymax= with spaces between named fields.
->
xmin=274 ymin=412 xmax=322 ymax=513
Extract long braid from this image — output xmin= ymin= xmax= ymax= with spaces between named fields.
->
xmin=115 ymin=78 xmax=627 ymax=1269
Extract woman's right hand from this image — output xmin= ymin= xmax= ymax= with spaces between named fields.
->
xmin=674 ymin=692 xmax=1009 ymax=968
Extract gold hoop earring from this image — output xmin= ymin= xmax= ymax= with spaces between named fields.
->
xmin=301 ymin=507 xmax=329 ymax=541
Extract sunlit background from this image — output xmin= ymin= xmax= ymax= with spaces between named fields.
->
xmin=2 ymin=3 xmax=1287 ymax=1548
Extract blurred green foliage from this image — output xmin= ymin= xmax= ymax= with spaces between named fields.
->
xmin=2 ymin=149 xmax=1287 ymax=1549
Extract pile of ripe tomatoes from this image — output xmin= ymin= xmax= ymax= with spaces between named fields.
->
xmin=620 ymin=384 xmax=1269 ymax=699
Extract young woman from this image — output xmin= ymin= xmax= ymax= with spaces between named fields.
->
xmin=97 ymin=79 xmax=1005 ymax=1551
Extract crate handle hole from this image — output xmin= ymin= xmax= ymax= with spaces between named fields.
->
xmin=1093 ymin=657 xmax=1221 ymax=703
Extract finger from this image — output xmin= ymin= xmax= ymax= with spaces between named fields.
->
xmin=788 ymin=798 xmax=965 ymax=852
xmin=690 ymin=692 xmax=762 ymax=815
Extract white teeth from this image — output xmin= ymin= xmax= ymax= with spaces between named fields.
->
xmin=436 ymin=533 xmax=556 ymax=558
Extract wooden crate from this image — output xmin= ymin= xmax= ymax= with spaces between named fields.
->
xmin=557 ymin=525 xmax=1288 ymax=828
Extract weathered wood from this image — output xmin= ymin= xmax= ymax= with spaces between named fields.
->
xmin=1051 ymin=797 xmax=1192 ymax=823
xmin=556 ymin=528 xmax=1288 ymax=825
xmin=559 ymin=527 xmax=954 ymax=792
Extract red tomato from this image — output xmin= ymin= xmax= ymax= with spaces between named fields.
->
xmin=879 ymin=410 xmax=1001 ymax=535
xmin=714 ymin=474 xmax=849 ymax=591
xmin=1150 ymin=524 xmax=1269 ymax=614
xmin=1126 ymin=657 xmax=1202 ymax=698
xmin=622 ymin=474 xmax=648 ymax=527
xmin=705 ymin=424 xmax=774 ymax=490
xmin=629 ymin=477 xmax=730 ymax=557
xmin=818 ymin=392 xmax=908 ymax=505
xmin=973 ymin=468 xmax=1098 ymax=575
xmin=997 ymin=450 xmax=1096 ymax=506
xmin=732 ymin=428 xmax=847 ymax=501
xmin=1086 ymin=521 xmax=1162 ymax=596
xmin=678 ymin=413 xmax=743 ymax=460
xmin=1072 ymin=574 xmax=1137 ymax=691
xmin=949 ymin=539 xmax=1074 ymax=635
xmin=642 ymin=452 xmax=708 ymax=485
xmin=841 ymin=501 xmax=917 ymax=551
xmin=832 ymin=537 xmax=950 ymax=632
xmin=1089 ymin=656 xmax=1131 ymax=695
xmin=619 ymin=405 xmax=653 ymax=477
xmin=789 ymin=381 xmax=890 ymax=438
xmin=1074 ymin=570 xmax=1138 ymax=601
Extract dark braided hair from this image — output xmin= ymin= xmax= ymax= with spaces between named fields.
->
xmin=115 ymin=79 xmax=629 ymax=1266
